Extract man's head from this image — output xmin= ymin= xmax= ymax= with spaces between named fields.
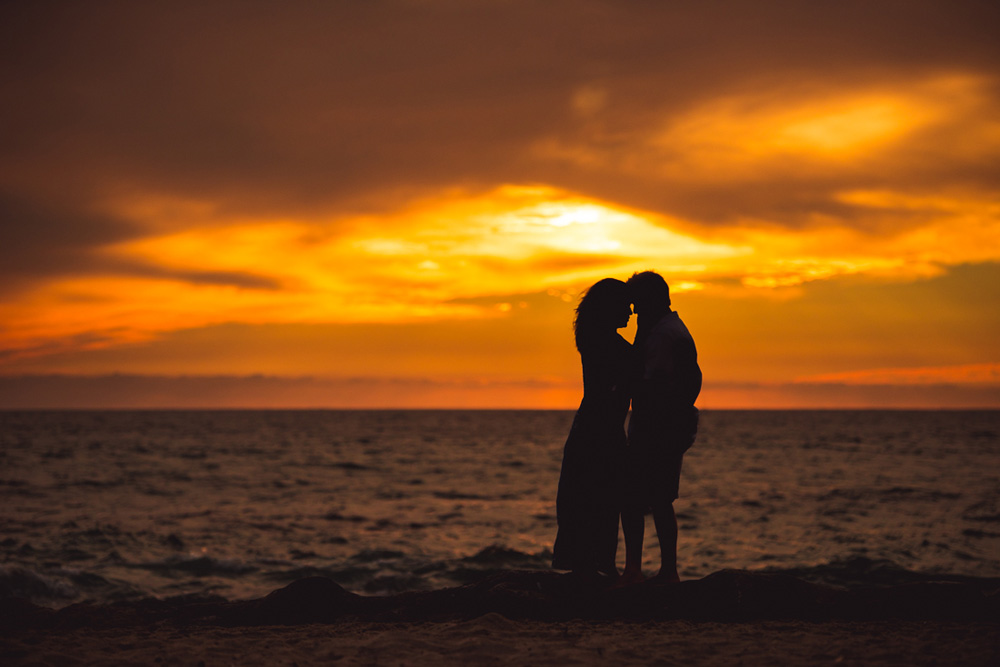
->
xmin=626 ymin=271 xmax=671 ymax=317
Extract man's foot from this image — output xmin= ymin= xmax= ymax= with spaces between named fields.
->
xmin=617 ymin=567 xmax=646 ymax=587
xmin=652 ymin=568 xmax=681 ymax=583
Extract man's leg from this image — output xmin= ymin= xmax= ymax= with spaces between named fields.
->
xmin=620 ymin=509 xmax=645 ymax=584
xmin=652 ymin=502 xmax=680 ymax=582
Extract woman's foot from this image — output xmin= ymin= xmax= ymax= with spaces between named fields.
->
xmin=599 ymin=566 xmax=621 ymax=583
xmin=565 ymin=568 xmax=618 ymax=590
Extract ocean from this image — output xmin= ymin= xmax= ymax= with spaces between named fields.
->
xmin=1 ymin=410 xmax=998 ymax=607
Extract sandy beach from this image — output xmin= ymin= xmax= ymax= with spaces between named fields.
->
xmin=4 ymin=617 xmax=999 ymax=666
xmin=3 ymin=569 xmax=998 ymax=666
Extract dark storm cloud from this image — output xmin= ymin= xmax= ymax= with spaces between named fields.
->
xmin=0 ymin=192 xmax=280 ymax=293
xmin=107 ymin=260 xmax=283 ymax=290
xmin=2 ymin=0 xmax=999 ymax=284
xmin=0 ymin=192 xmax=136 ymax=292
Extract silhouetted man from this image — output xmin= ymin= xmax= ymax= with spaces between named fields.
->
xmin=621 ymin=271 xmax=701 ymax=583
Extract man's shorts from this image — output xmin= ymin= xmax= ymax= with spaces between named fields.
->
xmin=625 ymin=407 xmax=698 ymax=512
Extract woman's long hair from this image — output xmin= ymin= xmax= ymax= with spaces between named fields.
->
xmin=573 ymin=278 xmax=628 ymax=352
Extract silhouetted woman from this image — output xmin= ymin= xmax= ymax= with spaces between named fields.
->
xmin=552 ymin=278 xmax=633 ymax=579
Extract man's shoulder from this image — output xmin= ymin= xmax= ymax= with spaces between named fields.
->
xmin=651 ymin=312 xmax=691 ymax=338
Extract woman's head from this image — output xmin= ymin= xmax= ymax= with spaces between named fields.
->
xmin=574 ymin=278 xmax=631 ymax=350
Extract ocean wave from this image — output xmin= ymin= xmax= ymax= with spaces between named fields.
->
xmin=428 ymin=546 xmax=555 ymax=586
xmin=433 ymin=490 xmax=491 ymax=500
xmin=327 ymin=461 xmax=374 ymax=471
xmin=461 ymin=545 xmax=550 ymax=566
xmin=363 ymin=574 xmax=427 ymax=594
xmin=964 ymin=497 xmax=1000 ymax=523
xmin=963 ymin=528 xmax=1000 ymax=539
xmin=261 ymin=565 xmax=376 ymax=585
xmin=69 ymin=525 xmax=141 ymax=548
xmin=351 ymin=549 xmax=406 ymax=562
xmin=62 ymin=570 xmax=115 ymax=589
xmin=818 ymin=487 xmax=963 ymax=503
xmin=53 ymin=548 xmax=96 ymax=562
xmin=263 ymin=546 xmax=554 ymax=594
xmin=132 ymin=555 xmax=258 ymax=577
xmin=0 ymin=565 xmax=79 ymax=604
xmin=322 ymin=512 xmax=368 ymax=522
xmin=762 ymin=556 xmax=1000 ymax=588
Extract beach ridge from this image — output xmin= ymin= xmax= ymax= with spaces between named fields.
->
xmin=4 ymin=568 xmax=998 ymax=631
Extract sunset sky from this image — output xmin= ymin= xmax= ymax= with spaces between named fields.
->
xmin=2 ymin=1 xmax=998 ymax=408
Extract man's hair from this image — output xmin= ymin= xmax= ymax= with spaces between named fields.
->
xmin=627 ymin=271 xmax=670 ymax=308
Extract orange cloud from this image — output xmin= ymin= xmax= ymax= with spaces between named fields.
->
xmin=4 ymin=177 xmax=999 ymax=368
xmin=1 ymin=186 xmax=746 ymax=360
xmin=652 ymin=76 xmax=987 ymax=174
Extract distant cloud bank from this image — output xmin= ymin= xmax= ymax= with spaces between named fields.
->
xmin=1 ymin=375 xmax=996 ymax=410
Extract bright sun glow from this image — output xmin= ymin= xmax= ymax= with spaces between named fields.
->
xmin=0 ymin=186 xmax=748 ymax=359
xmin=4 ymin=175 xmax=999 ymax=365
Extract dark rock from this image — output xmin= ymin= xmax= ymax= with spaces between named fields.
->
xmin=239 ymin=576 xmax=361 ymax=625
xmin=3 ymin=569 xmax=998 ymax=634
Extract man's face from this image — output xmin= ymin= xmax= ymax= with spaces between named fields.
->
xmin=630 ymin=293 xmax=645 ymax=316
xmin=618 ymin=302 xmax=633 ymax=329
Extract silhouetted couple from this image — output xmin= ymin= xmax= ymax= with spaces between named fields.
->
xmin=552 ymin=271 xmax=702 ymax=585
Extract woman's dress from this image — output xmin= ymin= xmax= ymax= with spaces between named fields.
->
xmin=551 ymin=332 xmax=633 ymax=574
